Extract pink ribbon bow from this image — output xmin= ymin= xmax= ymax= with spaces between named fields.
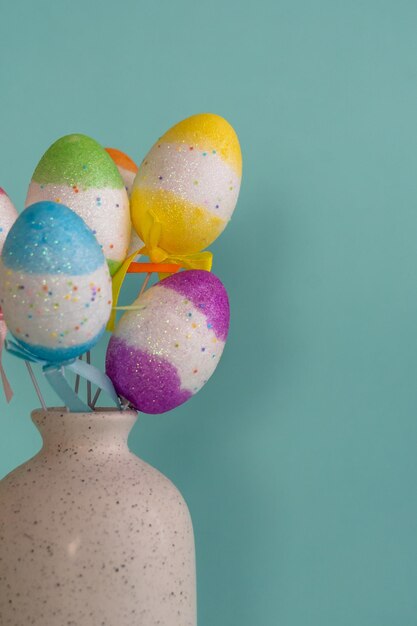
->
xmin=0 ymin=309 xmax=13 ymax=403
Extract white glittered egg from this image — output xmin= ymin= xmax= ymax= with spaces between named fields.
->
xmin=25 ymin=134 xmax=131 ymax=276
xmin=0 ymin=188 xmax=18 ymax=254
xmin=106 ymin=270 xmax=230 ymax=414
xmin=0 ymin=201 xmax=112 ymax=362
xmin=130 ymin=113 xmax=242 ymax=259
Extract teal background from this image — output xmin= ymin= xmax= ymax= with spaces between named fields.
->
xmin=1 ymin=1 xmax=417 ymax=624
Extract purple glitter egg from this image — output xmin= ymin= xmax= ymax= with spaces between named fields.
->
xmin=106 ymin=270 xmax=230 ymax=414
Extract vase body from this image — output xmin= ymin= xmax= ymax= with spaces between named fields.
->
xmin=0 ymin=409 xmax=196 ymax=626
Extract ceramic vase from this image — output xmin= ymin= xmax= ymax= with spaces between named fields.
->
xmin=0 ymin=408 xmax=196 ymax=625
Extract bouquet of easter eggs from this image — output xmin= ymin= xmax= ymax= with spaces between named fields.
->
xmin=0 ymin=114 xmax=241 ymax=414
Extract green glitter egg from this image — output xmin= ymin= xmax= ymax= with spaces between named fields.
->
xmin=25 ymin=134 xmax=131 ymax=276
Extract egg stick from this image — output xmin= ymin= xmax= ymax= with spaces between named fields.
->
xmin=25 ymin=361 xmax=47 ymax=411
xmin=86 ymin=351 xmax=92 ymax=406
xmin=90 ymin=387 xmax=101 ymax=410
xmin=74 ymin=355 xmax=82 ymax=395
xmin=139 ymin=272 xmax=152 ymax=296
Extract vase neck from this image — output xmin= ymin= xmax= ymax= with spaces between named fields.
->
xmin=31 ymin=408 xmax=137 ymax=454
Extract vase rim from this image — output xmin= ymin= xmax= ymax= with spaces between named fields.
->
xmin=31 ymin=407 xmax=138 ymax=431
xmin=31 ymin=406 xmax=138 ymax=417
xmin=30 ymin=407 xmax=138 ymax=448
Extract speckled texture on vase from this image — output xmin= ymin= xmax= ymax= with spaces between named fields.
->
xmin=0 ymin=408 xmax=196 ymax=625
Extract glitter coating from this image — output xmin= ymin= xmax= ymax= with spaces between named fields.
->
xmin=2 ymin=202 xmax=104 ymax=274
xmin=26 ymin=135 xmax=131 ymax=275
xmin=131 ymin=113 xmax=242 ymax=257
xmin=0 ymin=188 xmax=18 ymax=255
xmin=161 ymin=270 xmax=229 ymax=341
xmin=106 ymin=341 xmax=192 ymax=414
xmin=135 ymin=141 xmax=240 ymax=221
xmin=16 ymin=327 xmax=106 ymax=362
xmin=31 ymin=134 xmax=124 ymax=189
xmin=0 ymin=201 xmax=112 ymax=362
xmin=161 ymin=113 xmax=242 ymax=175
xmin=131 ymin=187 xmax=225 ymax=255
xmin=106 ymin=270 xmax=230 ymax=414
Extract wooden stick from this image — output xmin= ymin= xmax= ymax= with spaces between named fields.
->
xmin=86 ymin=351 xmax=92 ymax=406
xmin=25 ymin=361 xmax=47 ymax=411
xmin=139 ymin=272 xmax=152 ymax=297
xmin=74 ymin=355 xmax=82 ymax=395
xmin=91 ymin=387 xmax=101 ymax=409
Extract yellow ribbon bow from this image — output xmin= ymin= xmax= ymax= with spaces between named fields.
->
xmin=107 ymin=211 xmax=213 ymax=331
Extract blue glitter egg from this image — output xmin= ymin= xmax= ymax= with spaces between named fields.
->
xmin=0 ymin=202 xmax=112 ymax=362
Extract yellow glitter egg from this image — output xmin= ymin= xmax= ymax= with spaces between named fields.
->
xmin=130 ymin=113 xmax=242 ymax=259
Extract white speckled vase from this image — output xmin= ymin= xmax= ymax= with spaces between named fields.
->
xmin=0 ymin=408 xmax=196 ymax=626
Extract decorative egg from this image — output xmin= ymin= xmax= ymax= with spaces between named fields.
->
xmin=0 ymin=201 xmax=112 ymax=362
xmin=106 ymin=269 xmax=230 ymax=414
xmin=105 ymin=147 xmax=138 ymax=195
xmin=105 ymin=147 xmax=144 ymax=258
xmin=25 ymin=134 xmax=131 ymax=276
xmin=130 ymin=113 xmax=242 ymax=259
xmin=0 ymin=188 xmax=18 ymax=254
